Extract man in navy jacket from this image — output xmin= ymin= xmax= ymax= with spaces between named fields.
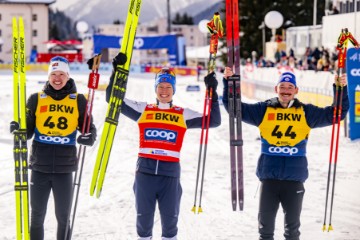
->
xmin=222 ymin=69 xmax=349 ymax=240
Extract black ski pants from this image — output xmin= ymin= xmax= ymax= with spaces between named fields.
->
xmin=30 ymin=170 xmax=72 ymax=240
xmin=258 ymin=179 xmax=305 ymax=240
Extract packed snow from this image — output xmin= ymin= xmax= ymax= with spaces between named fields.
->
xmin=1 ymin=71 xmax=359 ymax=240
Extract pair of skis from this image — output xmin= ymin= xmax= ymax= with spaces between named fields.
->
xmin=12 ymin=17 xmax=30 ymax=240
xmin=90 ymin=0 xmax=142 ymax=198
xmin=191 ymin=13 xmax=223 ymax=214
xmin=225 ymin=0 xmax=244 ymax=211
xmin=65 ymin=54 xmax=102 ymax=239
xmin=323 ymin=28 xmax=359 ymax=232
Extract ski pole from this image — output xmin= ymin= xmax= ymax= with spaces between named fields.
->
xmin=323 ymin=28 xmax=359 ymax=232
xmin=192 ymin=88 xmax=209 ymax=214
xmin=197 ymin=88 xmax=213 ymax=213
xmin=65 ymin=54 xmax=101 ymax=240
xmin=327 ymin=29 xmax=359 ymax=231
xmin=323 ymin=29 xmax=347 ymax=232
xmin=191 ymin=12 xmax=222 ymax=214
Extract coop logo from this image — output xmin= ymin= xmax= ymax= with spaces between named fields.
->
xmin=133 ymin=38 xmax=144 ymax=49
xmin=350 ymin=69 xmax=360 ymax=77
xmin=268 ymin=146 xmax=298 ymax=155
xmin=145 ymin=128 xmax=177 ymax=143
xmin=39 ymin=135 xmax=71 ymax=145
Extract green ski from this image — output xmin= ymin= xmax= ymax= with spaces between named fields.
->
xmin=90 ymin=0 xmax=142 ymax=198
xmin=12 ymin=16 xmax=30 ymax=240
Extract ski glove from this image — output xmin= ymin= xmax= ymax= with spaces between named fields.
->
xmin=112 ymin=52 xmax=128 ymax=70
xmin=86 ymin=57 xmax=95 ymax=70
xmin=204 ymin=72 xmax=218 ymax=102
xmin=77 ymin=133 xmax=95 ymax=147
xmin=10 ymin=121 xmax=20 ymax=134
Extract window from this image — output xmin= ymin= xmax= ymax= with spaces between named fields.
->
xmin=32 ymin=14 xmax=37 ymax=21
xmin=33 ymin=29 xmax=37 ymax=37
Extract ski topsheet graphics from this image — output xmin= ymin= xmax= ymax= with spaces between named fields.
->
xmin=12 ymin=16 xmax=30 ymax=240
xmin=90 ymin=0 xmax=142 ymax=198
xmin=226 ymin=0 xmax=244 ymax=211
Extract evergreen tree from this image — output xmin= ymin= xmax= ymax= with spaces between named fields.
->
xmin=172 ymin=12 xmax=194 ymax=25
xmin=221 ymin=0 xmax=326 ymax=59
xmin=49 ymin=9 xmax=79 ymax=40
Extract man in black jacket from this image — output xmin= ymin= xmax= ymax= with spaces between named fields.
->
xmin=12 ymin=56 xmax=97 ymax=240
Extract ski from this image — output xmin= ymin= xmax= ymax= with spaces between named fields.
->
xmin=65 ymin=54 xmax=102 ymax=239
xmin=12 ymin=16 xmax=30 ymax=240
xmin=226 ymin=0 xmax=244 ymax=211
xmin=90 ymin=0 xmax=142 ymax=198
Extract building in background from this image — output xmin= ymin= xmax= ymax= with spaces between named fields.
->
xmin=0 ymin=0 xmax=55 ymax=63
xmin=87 ymin=17 xmax=207 ymax=65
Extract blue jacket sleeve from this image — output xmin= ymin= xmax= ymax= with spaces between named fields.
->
xmin=304 ymin=85 xmax=349 ymax=128
xmin=222 ymin=77 xmax=266 ymax=127
xmin=222 ymin=77 xmax=230 ymax=113
xmin=186 ymin=101 xmax=221 ymax=128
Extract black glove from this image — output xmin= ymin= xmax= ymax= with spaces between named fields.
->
xmin=10 ymin=121 xmax=20 ymax=134
xmin=86 ymin=57 xmax=94 ymax=70
xmin=77 ymin=133 xmax=95 ymax=147
xmin=112 ymin=52 xmax=128 ymax=70
xmin=204 ymin=72 xmax=218 ymax=102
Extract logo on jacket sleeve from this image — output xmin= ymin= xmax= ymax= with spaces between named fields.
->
xmin=145 ymin=128 xmax=177 ymax=143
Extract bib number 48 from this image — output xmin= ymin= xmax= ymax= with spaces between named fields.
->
xmin=44 ymin=116 xmax=68 ymax=130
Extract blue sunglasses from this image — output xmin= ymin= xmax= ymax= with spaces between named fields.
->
xmin=50 ymin=56 xmax=69 ymax=64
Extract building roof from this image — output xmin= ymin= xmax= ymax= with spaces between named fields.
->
xmin=0 ymin=0 xmax=55 ymax=4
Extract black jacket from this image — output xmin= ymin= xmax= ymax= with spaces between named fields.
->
xmin=26 ymin=79 xmax=97 ymax=173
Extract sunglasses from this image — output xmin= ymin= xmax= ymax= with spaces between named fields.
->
xmin=50 ymin=56 xmax=69 ymax=64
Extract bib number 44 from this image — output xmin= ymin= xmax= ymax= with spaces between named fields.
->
xmin=271 ymin=125 xmax=296 ymax=139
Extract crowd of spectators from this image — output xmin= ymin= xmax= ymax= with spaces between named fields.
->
xmin=248 ymin=46 xmax=339 ymax=73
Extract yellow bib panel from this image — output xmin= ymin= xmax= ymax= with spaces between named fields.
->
xmin=259 ymin=106 xmax=311 ymax=156
xmin=34 ymin=93 xmax=79 ymax=145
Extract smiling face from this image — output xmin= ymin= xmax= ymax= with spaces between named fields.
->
xmin=275 ymin=82 xmax=298 ymax=108
xmin=156 ymin=82 xmax=174 ymax=103
xmin=48 ymin=71 xmax=69 ymax=90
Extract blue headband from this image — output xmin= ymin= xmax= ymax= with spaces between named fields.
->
xmin=155 ymin=73 xmax=176 ymax=94
xmin=278 ymin=72 xmax=297 ymax=87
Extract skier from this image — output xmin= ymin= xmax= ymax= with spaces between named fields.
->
xmin=222 ymin=68 xmax=349 ymax=240
xmin=11 ymin=56 xmax=97 ymax=240
xmin=104 ymin=53 xmax=221 ymax=240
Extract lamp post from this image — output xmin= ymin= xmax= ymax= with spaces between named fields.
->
xmin=264 ymin=11 xmax=284 ymax=62
xmin=76 ymin=21 xmax=89 ymax=61
xmin=258 ymin=22 xmax=265 ymax=56
xmin=264 ymin=11 xmax=284 ymax=41
xmin=167 ymin=0 xmax=171 ymax=33
xmin=313 ymin=0 xmax=317 ymax=26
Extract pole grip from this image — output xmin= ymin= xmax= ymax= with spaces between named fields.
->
xmin=88 ymin=72 xmax=100 ymax=89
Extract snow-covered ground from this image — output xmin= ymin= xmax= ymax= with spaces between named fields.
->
xmin=1 ymin=71 xmax=359 ymax=240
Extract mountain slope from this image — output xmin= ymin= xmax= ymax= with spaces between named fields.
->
xmin=63 ymin=0 xmax=222 ymax=27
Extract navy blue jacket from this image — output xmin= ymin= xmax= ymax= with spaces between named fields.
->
xmin=106 ymin=73 xmax=221 ymax=178
xmin=222 ymin=78 xmax=349 ymax=182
